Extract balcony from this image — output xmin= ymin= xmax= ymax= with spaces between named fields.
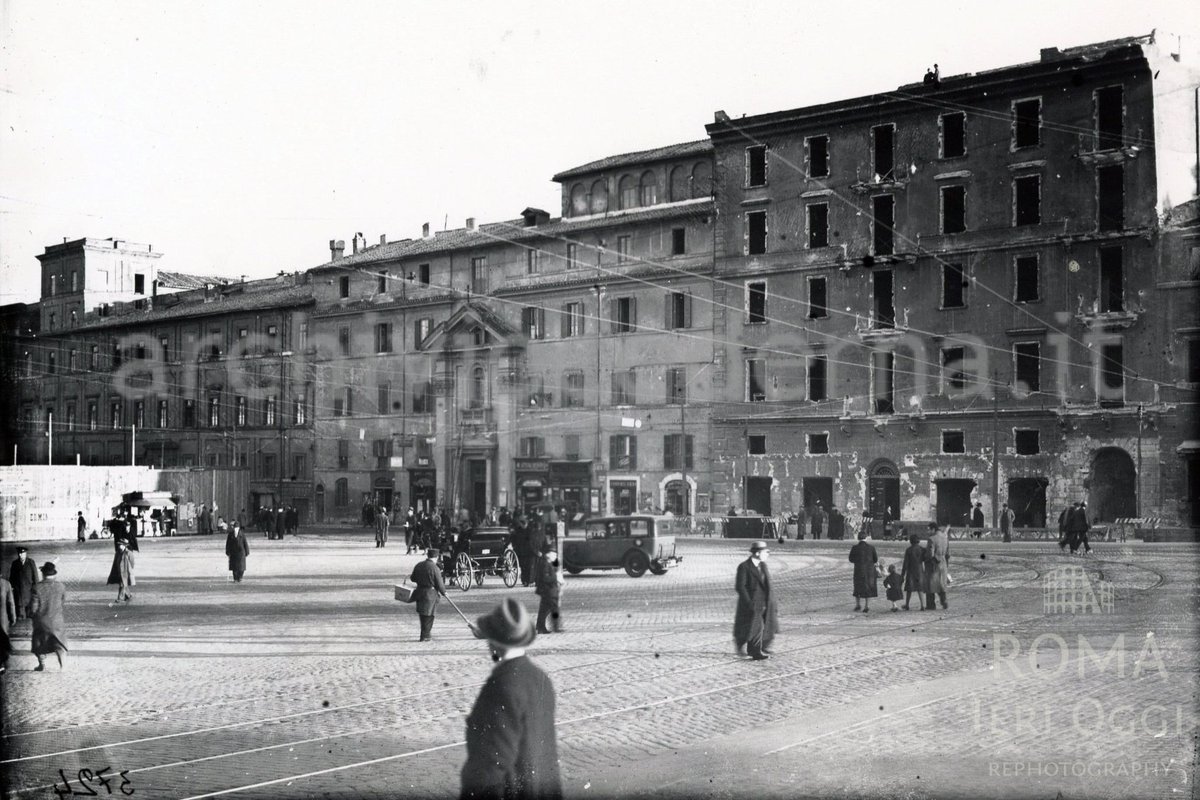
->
xmin=1075 ymin=299 xmax=1140 ymax=331
xmin=854 ymin=309 xmax=910 ymax=343
xmin=1076 ymin=133 xmax=1140 ymax=167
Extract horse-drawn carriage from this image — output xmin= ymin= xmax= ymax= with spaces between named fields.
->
xmin=440 ymin=526 xmax=520 ymax=592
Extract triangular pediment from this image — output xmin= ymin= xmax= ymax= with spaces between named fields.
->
xmin=419 ymin=300 xmax=518 ymax=352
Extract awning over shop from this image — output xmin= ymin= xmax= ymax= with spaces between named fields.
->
xmin=1176 ymin=440 xmax=1200 ymax=455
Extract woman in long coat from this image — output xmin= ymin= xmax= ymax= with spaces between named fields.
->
xmin=107 ymin=539 xmax=135 ymax=603
xmin=900 ymin=533 xmax=926 ymax=610
xmin=30 ymin=562 xmax=67 ymax=671
xmin=226 ymin=523 xmax=250 ymax=582
xmin=922 ymin=524 xmax=950 ymax=610
xmin=849 ymin=531 xmax=879 ymax=612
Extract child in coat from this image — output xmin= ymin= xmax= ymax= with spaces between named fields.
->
xmin=883 ymin=563 xmax=904 ymax=612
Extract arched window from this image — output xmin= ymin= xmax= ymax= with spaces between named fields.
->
xmin=570 ymin=184 xmax=588 ymax=216
xmin=691 ymin=161 xmax=713 ymax=198
xmin=589 ymin=180 xmax=608 ymax=213
xmin=669 ymin=165 xmax=689 ymax=202
xmin=49 ymin=275 xmax=58 ymax=296
xmin=639 ymin=171 xmax=657 ymax=206
xmin=470 ymin=365 xmax=486 ymax=408
xmin=334 ymin=478 xmax=349 ymax=508
xmin=618 ymin=175 xmax=637 ymax=210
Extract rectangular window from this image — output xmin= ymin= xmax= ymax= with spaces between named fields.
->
xmin=160 ymin=336 xmax=170 ymax=362
xmin=564 ymin=434 xmax=581 ymax=461
xmin=520 ymin=436 xmax=546 ymax=458
xmin=87 ymin=402 xmax=98 ymax=431
xmin=378 ymin=382 xmax=391 ymax=414
xmin=872 ymin=351 xmax=894 ymax=414
xmin=418 ymin=263 xmax=430 ymax=285
xmin=746 ymin=358 xmax=766 ymax=402
xmin=663 ymin=433 xmax=694 ymax=470
xmin=873 ymin=270 xmax=895 ymax=329
xmin=207 ymin=396 xmax=219 ymax=427
xmin=941 ymin=185 xmax=966 ymax=233
xmin=808 ymin=433 xmax=829 ymax=454
xmin=1097 ymin=165 xmax=1124 ymax=231
xmin=746 ymin=281 xmax=767 ymax=324
xmin=671 ymin=228 xmax=686 ymax=255
xmin=235 ymin=396 xmax=247 ymax=426
xmin=134 ymin=273 xmax=145 ymax=294
xmin=1014 ymin=175 xmax=1041 ymax=226
xmin=611 ymin=370 xmax=637 ymax=406
xmin=808 ymin=277 xmax=828 ymax=319
xmin=293 ymin=397 xmax=306 ymax=424
xmin=522 ymin=306 xmax=546 ymax=339
xmin=338 ymin=327 xmax=351 ymax=356
xmin=872 ymin=195 xmax=894 ymax=255
xmin=415 ymin=318 xmax=432 ymax=344
xmin=666 ymin=367 xmax=686 ymax=404
xmin=746 ymin=145 xmax=767 ymax=187
xmin=134 ymin=401 xmax=145 ymax=428
xmin=1188 ymin=339 xmax=1200 ymax=384
xmin=471 ymin=256 xmax=488 ymax=293
xmin=339 ymin=275 xmax=350 ymax=298
xmin=1014 ymin=343 xmax=1041 ymax=393
xmin=746 ymin=211 xmax=767 ymax=255
xmin=182 ymin=400 xmax=195 ymax=428
xmin=377 ymin=272 xmax=388 ymax=294
xmin=940 ymin=112 xmax=966 ymax=158
xmin=808 ymin=355 xmax=828 ymax=401
xmin=943 ymin=346 xmax=967 ymax=394
xmin=1015 ymin=429 xmax=1040 ymax=455
xmin=561 ymin=302 xmax=585 ymax=338
xmin=807 ymin=135 xmax=829 ymax=178
xmin=1096 ymin=85 xmax=1124 ymax=150
xmin=262 ymin=453 xmax=276 ymax=479
xmin=89 ymin=344 xmax=99 ymax=370
xmin=747 ymin=434 xmax=766 ymax=455
xmin=665 ymin=291 xmax=691 ymax=330
xmin=1013 ymin=98 xmax=1041 ymax=149
xmin=1015 ymin=256 xmax=1040 ymax=302
xmin=265 ymin=396 xmax=277 ymax=426
xmin=612 ymin=297 xmax=636 ymax=333
xmin=299 ymin=322 xmax=308 ymax=351
xmin=334 ymin=479 xmax=349 ymax=508
xmin=1099 ymin=343 xmax=1124 ymax=406
xmin=566 ymin=243 xmax=580 ymax=269
xmin=941 ymin=430 xmax=965 ymax=453
xmin=563 ymin=370 xmax=585 ymax=407
xmin=942 ymin=263 xmax=966 ymax=308
xmin=47 ymin=351 xmax=56 ymax=374
xmin=341 ymin=387 xmax=352 ymax=416
xmin=412 ymin=381 xmax=433 ymax=414
xmin=807 ymin=203 xmax=829 ymax=248
xmin=525 ymin=248 xmax=539 ymax=274
xmin=338 ymin=439 xmax=349 ymax=469
xmin=293 ymin=454 xmax=307 ymax=478
xmin=609 ymin=434 xmax=637 ymax=470
xmin=872 ymin=124 xmax=895 ymax=180
xmin=1099 ymin=247 xmax=1124 ymax=312
xmin=157 ymin=400 xmax=168 ymax=428
xmin=374 ymin=322 xmax=392 ymax=353
xmin=616 ymin=235 xmax=631 ymax=264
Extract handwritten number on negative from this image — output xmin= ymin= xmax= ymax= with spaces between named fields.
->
xmin=52 ymin=767 xmax=132 ymax=796
xmin=75 ymin=769 xmax=99 ymax=796
xmin=118 ymin=771 xmax=134 ymax=795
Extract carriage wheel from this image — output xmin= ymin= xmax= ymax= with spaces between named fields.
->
xmin=455 ymin=552 xmax=473 ymax=592
xmin=501 ymin=550 xmax=519 ymax=588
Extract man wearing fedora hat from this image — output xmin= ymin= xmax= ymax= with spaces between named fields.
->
xmin=409 ymin=548 xmax=448 ymax=642
xmin=30 ymin=562 xmax=67 ymax=671
xmin=534 ymin=541 xmax=563 ymax=635
xmin=462 ymin=597 xmax=561 ymax=799
xmin=8 ymin=546 xmax=39 ymax=620
xmin=733 ymin=540 xmax=778 ymax=661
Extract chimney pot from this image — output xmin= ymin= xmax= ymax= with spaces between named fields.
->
xmin=330 ymin=239 xmax=345 ymax=260
xmin=466 ymin=217 xmax=476 ymax=231
xmin=379 ymin=234 xmax=387 ymax=245
xmin=422 ymin=222 xmax=431 ymax=239
xmin=352 ymin=231 xmax=366 ymax=255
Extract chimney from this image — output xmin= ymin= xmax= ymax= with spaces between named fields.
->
xmin=466 ymin=217 xmax=476 ymax=231
xmin=379 ymin=234 xmax=387 ymax=246
xmin=422 ymin=222 xmax=431 ymax=239
xmin=329 ymin=239 xmax=345 ymax=260
xmin=352 ymin=231 xmax=366 ymax=255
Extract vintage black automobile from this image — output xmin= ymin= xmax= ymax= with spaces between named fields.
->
xmin=562 ymin=515 xmax=683 ymax=578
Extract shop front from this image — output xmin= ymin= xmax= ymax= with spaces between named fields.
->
xmin=514 ymin=458 xmax=549 ymax=513
xmin=408 ymin=469 xmax=437 ymax=514
xmin=547 ymin=461 xmax=591 ymax=521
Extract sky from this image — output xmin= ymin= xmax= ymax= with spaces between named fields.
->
xmin=2 ymin=0 xmax=1197 ymax=304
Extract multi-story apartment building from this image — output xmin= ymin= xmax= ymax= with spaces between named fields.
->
xmin=8 ymin=33 xmax=1196 ymax=528
xmin=704 ymin=32 xmax=1199 ymax=527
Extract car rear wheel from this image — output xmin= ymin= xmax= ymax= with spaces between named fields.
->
xmin=454 ymin=552 xmax=473 ymax=592
xmin=501 ymin=550 xmax=519 ymax=587
xmin=623 ymin=551 xmax=649 ymax=578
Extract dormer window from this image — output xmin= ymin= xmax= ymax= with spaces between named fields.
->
xmin=472 ymin=326 xmax=487 ymax=346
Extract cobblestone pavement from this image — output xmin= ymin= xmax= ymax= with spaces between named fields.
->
xmin=1 ymin=533 xmax=1195 ymax=800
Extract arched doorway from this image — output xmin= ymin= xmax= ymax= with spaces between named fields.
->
xmin=1089 ymin=448 xmax=1136 ymax=522
xmin=867 ymin=459 xmax=901 ymax=532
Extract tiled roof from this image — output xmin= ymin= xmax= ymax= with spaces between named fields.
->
xmin=71 ymin=284 xmax=313 ymax=333
xmin=552 ymin=139 xmax=713 ymax=181
xmin=313 ymin=200 xmax=714 ymax=271
xmin=156 ymin=270 xmax=232 ymax=290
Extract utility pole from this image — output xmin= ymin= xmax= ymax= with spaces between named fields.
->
xmin=991 ymin=370 xmax=1000 ymax=528
xmin=47 ymin=411 xmax=53 ymax=466
xmin=278 ymin=352 xmax=291 ymax=511
xmin=594 ymin=282 xmax=602 ymax=515
xmin=679 ymin=398 xmax=688 ymax=516
xmin=131 ymin=423 xmax=136 ymax=466
xmin=1136 ymin=403 xmax=1143 ymax=517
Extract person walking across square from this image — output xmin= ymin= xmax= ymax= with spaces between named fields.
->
xmin=107 ymin=539 xmax=135 ymax=604
xmin=8 ymin=547 xmax=38 ymax=620
xmin=733 ymin=540 xmax=778 ymax=660
xmin=226 ymin=522 xmax=250 ymax=582
xmin=883 ymin=563 xmax=903 ymax=611
xmin=409 ymin=548 xmax=447 ymax=642
xmin=900 ymin=533 xmax=926 ymax=610
xmin=849 ymin=530 xmax=879 ymax=613
xmin=30 ymin=562 xmax=67 ymax=671
xmin=534 ymin=542 xmax=563 ymax=634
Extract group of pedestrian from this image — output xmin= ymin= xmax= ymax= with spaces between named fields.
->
xmin=3 ymin=548 xmax=68 ymax=673
xmin=1059 ymin=501 xmax=1092 ymax=555
xmin=845 ymin=523 xmax=951 ymax=613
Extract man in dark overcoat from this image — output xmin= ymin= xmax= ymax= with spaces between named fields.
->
xmin=510 ymin=514 xmax=533 ymax=587
xmin=285 ymin=506 xmax=298 ymax=537
xmin=30 ymin=561 xmax=67 ymax=671
xmin=900 ymin=533 xmax=926 ymax=610
xmin=409 ymin=548 xmax=447 ymax=641
xmin=810 ymin=501 xmax=827 ymax=540
xmin=225 ymin=523 xmax=250 ymax=582
xmin=1070 ymin=501 xmax=1092 ymax=555
xmin=534 ymin=542 xmax=562 ymax=634
xmin=849 ymin=531 xmax=879 ymax=612
xmin=8 ymin=547 xmax=39 ymax=620
xmin=461 ymin=597 xmax=561 ymax=800
xmin=733 ymin=540 xmax=778 ymax=660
